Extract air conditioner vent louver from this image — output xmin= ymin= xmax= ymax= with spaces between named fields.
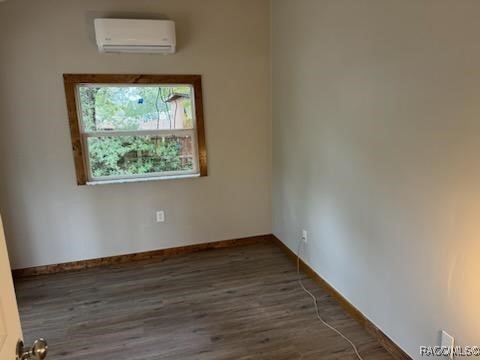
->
xmin=102 ymin=45 xmax=174 ymax=53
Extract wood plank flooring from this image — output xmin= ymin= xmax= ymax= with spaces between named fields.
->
xmin=14 ymin=242 xmax=394 ymax=359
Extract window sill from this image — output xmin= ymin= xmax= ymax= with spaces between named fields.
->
xmin=86 ymin=173 xmax=201 ymax=186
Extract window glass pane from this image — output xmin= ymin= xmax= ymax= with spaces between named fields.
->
xmin=78 ymin=85 xmax=194 ymax=132
xmin=87 ymin=135 xmax=195 ymax=178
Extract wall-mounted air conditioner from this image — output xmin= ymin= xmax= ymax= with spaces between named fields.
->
xmin=94 ymin=19 xmax=176 ymax=54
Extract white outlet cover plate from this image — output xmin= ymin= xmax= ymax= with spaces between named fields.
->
xmin=302 ymin=230 xmax=308 ymax=243
xmin=156 ymin=211 xmax=165 ymax=223
xmin=441 ymin=330 xmax=454 ymax=359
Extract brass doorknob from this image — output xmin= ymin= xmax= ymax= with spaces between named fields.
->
xmin=16 ymin=338 xmax=48 ymax=360
xmin=31 ymin=339 xmax=48 ymax=360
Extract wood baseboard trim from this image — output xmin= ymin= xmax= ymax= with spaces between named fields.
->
xmin=12 ymin=234 xmax=271 ymax=278
xmin=270 ymin=235 xmax=412 ymax=360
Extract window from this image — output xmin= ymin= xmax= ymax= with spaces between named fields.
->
xmin=64 ymin=74 xmax=207 ymax=185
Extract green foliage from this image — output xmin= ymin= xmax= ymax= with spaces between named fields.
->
xmin=79 ymin=85 xmax=194 ymax=178
xmin=88 ymin=136 xmax=192 ymax=178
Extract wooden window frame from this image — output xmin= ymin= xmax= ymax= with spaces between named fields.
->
xmin=63 ymin=74 xmax=207 ymax=185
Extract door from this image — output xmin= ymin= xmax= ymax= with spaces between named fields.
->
xmin=0 ymin=215 xmax=47 ymax=360
xmin=0 ymin=214 xmax=22 ymax=360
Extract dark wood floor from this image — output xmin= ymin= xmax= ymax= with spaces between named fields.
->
xmin=15 ymin=242 xmax=393 ymax=359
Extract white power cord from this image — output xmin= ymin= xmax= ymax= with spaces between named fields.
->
xmin=296 ymin=238 xmax=365 ymax=360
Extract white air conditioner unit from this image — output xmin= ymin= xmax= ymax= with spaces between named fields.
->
xmin=94 ymin=19 xmax=176 ymax=54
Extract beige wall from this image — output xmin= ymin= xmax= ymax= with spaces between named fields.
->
xmin=272 ymin=0 xmax=480 ymax=357
xmin=0 ymin=0 xmax=271 ymax=269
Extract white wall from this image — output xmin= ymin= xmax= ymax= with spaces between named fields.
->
xmin=272 ymin=0 xmax=480 ymax=357
xmin=0 ymin=0 xmax=271 ymax=269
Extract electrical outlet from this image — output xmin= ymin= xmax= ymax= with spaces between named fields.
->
xmin=156 ymin=210 xmax=165 ymax=223
xmin=441 ymin=330 xmax=454 ymax=359
xmin=302 ymin=230 xmax=308 ymax=243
